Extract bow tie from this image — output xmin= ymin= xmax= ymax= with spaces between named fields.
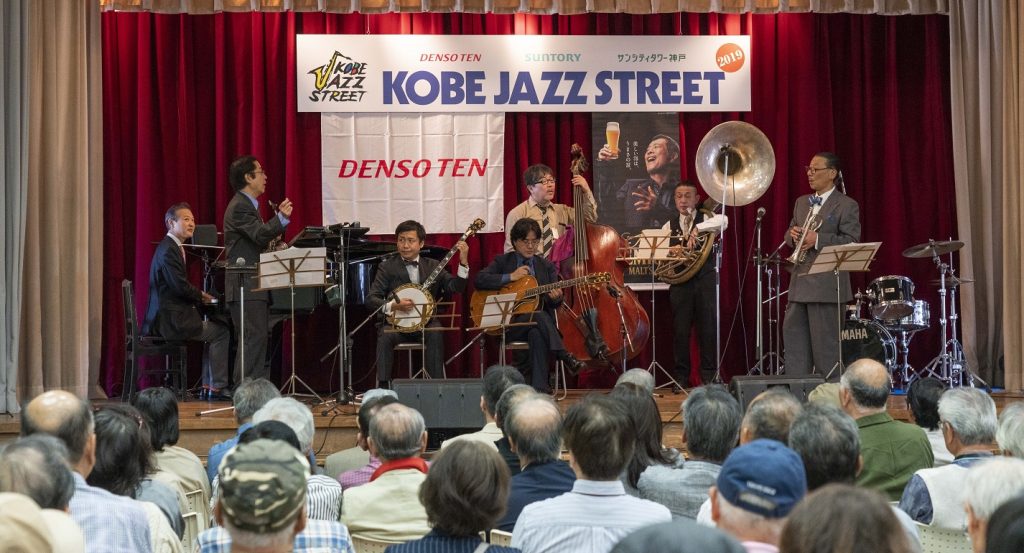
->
xmin=404 ymin=259 xmax=419 ymax=267
xmin=809 ymin=196 xmax=823 ymax=207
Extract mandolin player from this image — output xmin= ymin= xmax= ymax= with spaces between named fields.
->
xmin=366 ymin=220 xmax=469 ymax=389
xmin=476 ymin=218 xmax=586 ymax=393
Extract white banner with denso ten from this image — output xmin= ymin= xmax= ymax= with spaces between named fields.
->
xmin=296 ymin=35 xmax=751 ymax=113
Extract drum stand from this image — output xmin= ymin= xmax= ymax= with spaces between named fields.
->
xmin=917 ymin=254 xmax=986 ymax=388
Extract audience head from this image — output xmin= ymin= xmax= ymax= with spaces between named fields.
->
xmin=216 ymin=439 xmax=309 ymax=549
xmin=610 ymin=519 xmax=746 ymax=553
xmin=906 ymin=377 xmax=946 ymax=431
xmin=252 ymin=397 xmax=315 ymax=456
xmin=984 ymin=494 xmax=1024 ymax=553
xmin=132 ymin=386 xmax=180 ymax=452
xmin=963 ymin=458 xmax=1024 ymax=553
xmin=996 ymin=401 xmax=1024 ymax=457
xmin=563 ymin=394 xmax=633 ymax=481
xmin=86 ymin=404 xmax=152 ymax=498
xmin=682 ymin=385 xmax=742 ymax=463
xmin=839 ymin=359 xmax=890 ymax=416
xmin=610 ymin=383 xmax=677 ymax=488
xmin=711 ymin=439 xmax=806 ymax=545
xmin=233 ymin=378 xmax=281 ymax=425
xmin=739 ymin=388 xmax=803 ymax=445
xmin=356 ymin=392 xmax=400 ymax=450
xmin=806 ymin=382 xmax=841 ymax=408
xmin=494 ymin=384 xmax=535 ymax=431
xmin=787 ymin=403 xmax=861 ymax=490
xmin=20 ymin=390 xmax=94 ymax=473
xmin=0 ymin=493 xmax=57 ymax=553
xmin=780 ymin=484 xmax=912 ymax=553
xmin=505 ymin=395 xmax=562 ymax=466
xmin=937 ymin=387 xmax=997 ymax=452
xmin=482 ymin=365 xmax=525 ymax=419
xmin=419 ymin=440 xmax=510 ymax=537
xmin=239 ymin=421 xmax=301 ymax=451
xmin=615 ymin=368 xmax=655 ymax=396
xmin=367 ymin=403 xmax=427 ymax=463
xmin=0 ymin=435 xmax=75 ymax=510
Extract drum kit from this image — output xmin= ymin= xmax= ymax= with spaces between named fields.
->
xmin=842 ymin=239 xmax=981 ymax=388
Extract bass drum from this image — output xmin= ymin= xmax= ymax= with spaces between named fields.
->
xmin=841 ymin=319 xmax=896 ymax=369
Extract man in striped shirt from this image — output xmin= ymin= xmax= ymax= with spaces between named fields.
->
xmin=512 ymin=395 xmax=670 ymax=553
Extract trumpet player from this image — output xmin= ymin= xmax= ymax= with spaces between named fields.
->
xmin=782 ymin=152 xmax=861 ymax=378
xmin=664 ymin=181 xmax=718 ymax=386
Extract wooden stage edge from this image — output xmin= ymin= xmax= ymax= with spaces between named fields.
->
xmin=2 ymin=388 xmax=1022 ymax=468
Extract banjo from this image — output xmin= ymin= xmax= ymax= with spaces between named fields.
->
xmin=387 ymin=218 xmax=485 ymax=332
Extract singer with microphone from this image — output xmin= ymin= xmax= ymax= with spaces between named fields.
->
xmin=142 ymin=202 xmax=230 ymax=396
xmin=662 ymin=181 xmax=718 ymax=386
xmin=782 ymin=152 xmax=861 ymax=378
xmin=222 ymin=155 xmax=294 ymax=397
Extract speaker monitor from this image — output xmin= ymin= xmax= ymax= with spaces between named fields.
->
xmin=391 ymin=379 xmax=485 ymax=449
xmin=729 ymin=374 xmax=826 ymax=412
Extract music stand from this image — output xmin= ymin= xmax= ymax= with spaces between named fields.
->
xmin=256 ymin=247 xmax=328 ymax=400
xmin=627 ymin=230 xmax=682 ymax=392
xmin=384 ymin=301 xmax=459 ymax=379
xmin=806 ymin=242 xmax=881 ymax=380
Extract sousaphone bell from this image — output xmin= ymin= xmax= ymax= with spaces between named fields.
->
xmin=695 ymin=121 xmax=775 ymax=207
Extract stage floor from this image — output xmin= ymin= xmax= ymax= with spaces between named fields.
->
xmin=3 ymin=388 xmax=1021 ymax=467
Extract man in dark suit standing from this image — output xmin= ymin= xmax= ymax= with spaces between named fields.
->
xmin=476 ymin=218 xmax=585 ymax=393
xmin=143 ymin=203 xmax=230 ymax=393
xmin=663 ymin=181 xmax=717 ymax=386
xmin=366 ymin=220 xmax=469 ymax=388
xmin=224 ymin=155 xmax=294 ymax=392
xmin=783 ymin=152 xmax=861 ymax=378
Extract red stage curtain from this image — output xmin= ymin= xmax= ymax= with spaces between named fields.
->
xmin=101 ymin=11 xmax=954 ymax=396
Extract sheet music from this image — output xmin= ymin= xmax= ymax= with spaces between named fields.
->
xmin=637 ymin=228 xmax=675 ymax=261
xmin=480 ymin=292 xmax=518 ymax=328
xmin=807 ymin=242 xmax=882 ymax=275
xmin=258 ymin=246 xmax=328 ymax=289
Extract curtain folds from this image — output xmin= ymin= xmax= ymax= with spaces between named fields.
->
xmin=99 ymin=11 xmax=957 ymax=396
xmin=19 ymin=0 xmax=106 ymax=401
xmin=97 ymin=0 xmax=948 ymax=15
xmin=1 ymin=1 xmax=29 ymax=414
xmin=1001 ymin=1 xmax=1023 ymax=392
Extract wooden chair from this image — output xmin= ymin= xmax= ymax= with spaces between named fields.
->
xmin=915 ymin=522 xmax=972 ymax=553
xmin=503 ymin=340 xmax=567 ymax=400
xmin=350 ymin=534 xmax=403 ymax=553
xmin=181 ymin=511 xmax=200 ymax=551
xmin=120 ymin=279 xmax=188 ymax=401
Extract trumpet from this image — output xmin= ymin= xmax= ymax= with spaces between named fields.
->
xmin=787 ymin=211 xmax=822 ymax=265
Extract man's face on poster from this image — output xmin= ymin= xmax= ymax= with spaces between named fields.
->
xmin=644 ymin=137 xmax=677 ymax=176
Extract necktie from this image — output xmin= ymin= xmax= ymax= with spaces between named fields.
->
xmin=180 ymin=245 xmax=186 ymax=263
xmin=404 ymin=259 xmax=419 ymax=267
xmin=539 ymin=204 xmax=554 ymax=258
xmin=682 ymin=212 xmax=692 ymax=233
xmin=810 ymin=196 xmax=823 ymax=207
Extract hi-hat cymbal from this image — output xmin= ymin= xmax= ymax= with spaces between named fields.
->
xmin=928 ymin=277 xmax=974 ymax=287
xmin=902 ymin=240 xmax=965 ymax=258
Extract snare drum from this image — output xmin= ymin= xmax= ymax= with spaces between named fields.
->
xmin=868 ymin=275 xmax=915 ymax=321
xmin=841 ymin=319 xmax=896 ymax=369
xmin=886 ymin=300 xmax=930 ymax=333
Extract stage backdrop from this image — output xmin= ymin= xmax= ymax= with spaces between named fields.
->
xmin=101 ymin=11 xmax=955 ymax=396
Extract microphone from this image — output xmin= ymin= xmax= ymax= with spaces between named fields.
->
xmin=235 ymin=257 xmax=246 ymax=266
xmin=755 ymin=207 xmax=766 ymax=222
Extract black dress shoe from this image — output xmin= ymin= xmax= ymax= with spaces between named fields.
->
xmin=559 ymin=352 xmax=586 ymax=376
xmin=200 ymin=388 xmax=231 ymax=401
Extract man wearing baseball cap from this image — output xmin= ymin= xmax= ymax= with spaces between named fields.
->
xmin=709 ymin=439 xmax=808 ymax=553
xmin=206 ymin=439 xmax=355 ymax=553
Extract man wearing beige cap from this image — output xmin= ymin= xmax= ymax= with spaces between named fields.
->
xmin=200 ymin=438 xmax=355 ymax=553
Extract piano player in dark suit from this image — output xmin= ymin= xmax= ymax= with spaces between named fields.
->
xmin=142 ymin=202 xmax=230 ymax=393
xmin=366 ymin=220 xmax=469 ymax=388
xmin=223 ymin=155 xmax=293 ymax=392
xmin=475 ymin=218 xmax=585 ymax=393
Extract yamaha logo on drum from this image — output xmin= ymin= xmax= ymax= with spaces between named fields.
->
xmin=842 ymin=327 xmax=869 ymax=341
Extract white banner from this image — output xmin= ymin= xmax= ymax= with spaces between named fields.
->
xmin=321 ymin=113 xmax=505 ymax=235
xmin=297 ymin=35 xmax=750 ymax=113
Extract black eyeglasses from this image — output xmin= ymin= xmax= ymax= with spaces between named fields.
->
xmin=804 ymin=165 xmax=834 ymax=175
xmin=531 ymin=177 xmax=556 ymax=186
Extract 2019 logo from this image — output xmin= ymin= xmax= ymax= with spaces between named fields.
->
xmin=308 ymin=51 xmax=368 ymax=103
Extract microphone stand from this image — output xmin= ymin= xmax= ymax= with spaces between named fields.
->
xmin=751 ymin=211 xmax=766 ymax=374
xmin=318 ymin=290 xmax=394 ymax=415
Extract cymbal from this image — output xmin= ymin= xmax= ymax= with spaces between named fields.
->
xmin=902 ymin=240 xmax=964 ymax=258
xmin=694 ymin=121 xmax=775 ymax=207
xmin=928 ymin=277 xmax=974 ymax=287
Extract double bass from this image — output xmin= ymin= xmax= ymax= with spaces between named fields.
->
xmin=553 ymin=144 xmax=650 ymax=365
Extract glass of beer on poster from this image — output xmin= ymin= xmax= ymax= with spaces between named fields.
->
xmin=606 ymin=121 xmax=620 ymax=158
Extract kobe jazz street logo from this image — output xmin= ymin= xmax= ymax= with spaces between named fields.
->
xmin=308 ymin=51 xmax=367 ymax=103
